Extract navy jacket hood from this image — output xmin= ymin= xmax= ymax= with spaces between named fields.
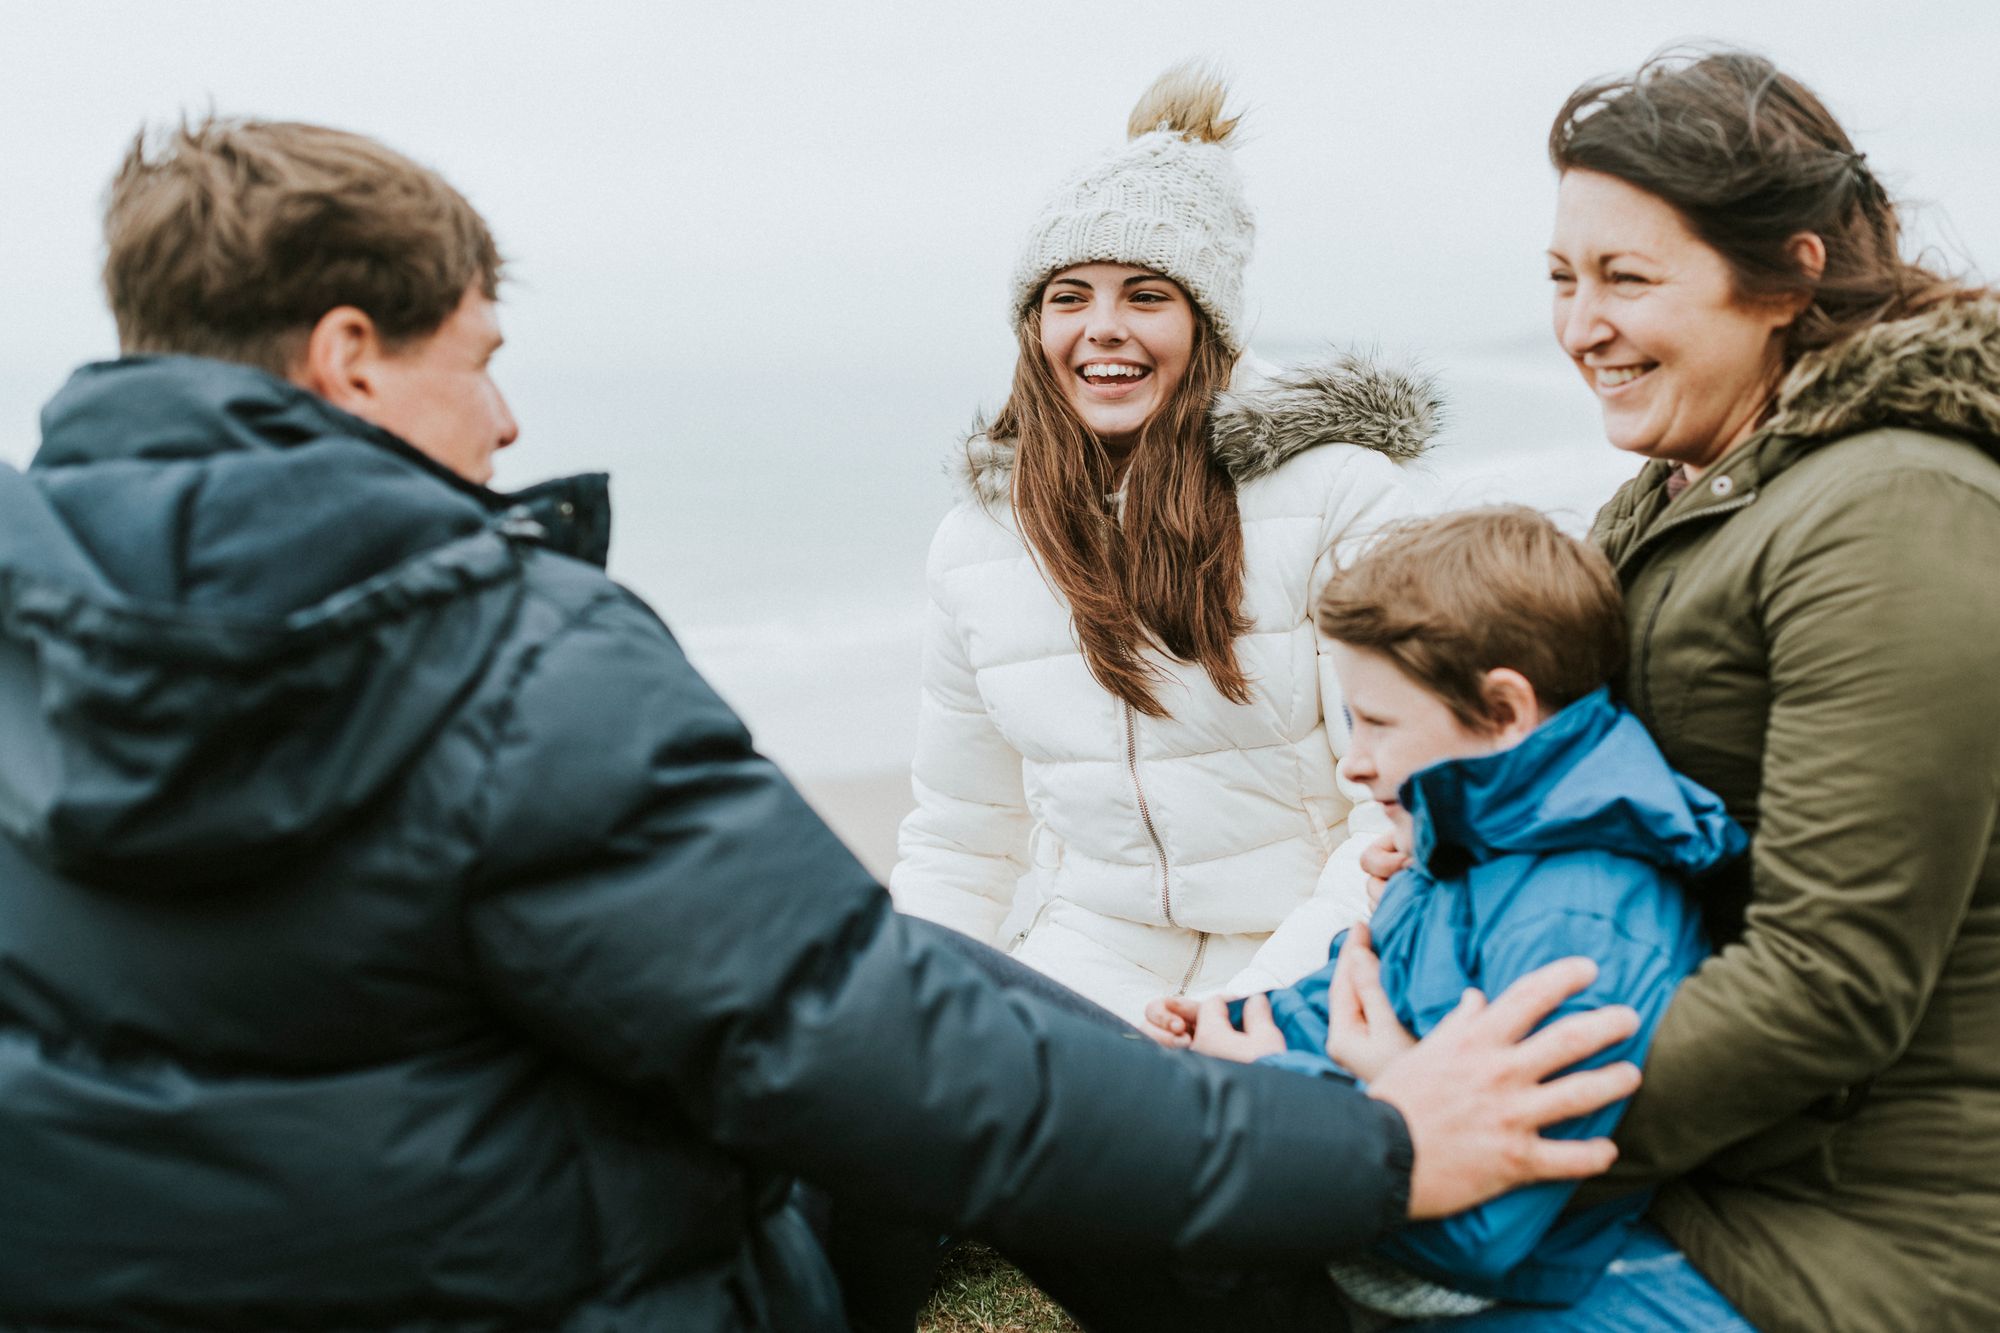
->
xmin=0 ymin=356 xmax=608 ymax=889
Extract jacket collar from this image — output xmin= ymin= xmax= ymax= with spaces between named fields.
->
xmin=37 ymin=356 xmax=611 ymax=567
xmin=958 ymin=350 xmax=1442 ymax=504
xmin=1761 ymin=296 xmax=2000 ymax=462
xmin=1400 ymin=687 xmax=1747 ymax=880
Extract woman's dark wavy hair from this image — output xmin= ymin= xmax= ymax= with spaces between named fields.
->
xmin=1550 ymin=48 xmax=1977 ymax=360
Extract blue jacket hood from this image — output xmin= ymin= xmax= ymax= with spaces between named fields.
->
xmin=0 ymin=356 xmax=610 ymax=889
xmin=1402 ymin=687 xmax=1747 ymax=881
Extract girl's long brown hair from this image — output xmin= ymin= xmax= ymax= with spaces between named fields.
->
xmin=987 ymin=299 xmax=1249 ymax=717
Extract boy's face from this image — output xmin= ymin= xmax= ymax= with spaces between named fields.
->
xmin=1330 ymin=644 xmax=1505 ymax=846
xmin=349 ymin=285 xmax=519 ymax=486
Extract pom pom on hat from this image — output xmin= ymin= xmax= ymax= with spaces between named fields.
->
xmin=1010 ymin=63 xmax=1255 ymax=353
xmin=1125 ymin=63 xmax=1241 ymax=144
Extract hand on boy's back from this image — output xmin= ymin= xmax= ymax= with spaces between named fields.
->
xmin=1368 ymin=958 xmax=1642 ymax=1220
xmin=1325 ymin=923 xmax=1417 ymax=1081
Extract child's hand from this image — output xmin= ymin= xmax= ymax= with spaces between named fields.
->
xmin=1142 ymin=995 xmax=1202 ymax=1049
xmin=1188 ymin=993 xmax=1286 ymax=1063
xmin=1326 ymin=922 xmax=1416 ymax=1081
xmin=1360 ymin=831 xmax=1412 ymax=911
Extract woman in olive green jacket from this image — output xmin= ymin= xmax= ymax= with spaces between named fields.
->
xmin=1360 ymin=49 xmax=1998 ymax=1333
xmin=1543 ymin=52 xmax=2000 ymax=1333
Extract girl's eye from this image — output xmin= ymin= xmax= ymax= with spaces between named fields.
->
xmin=1547 ymin=270 xmax=1574 ymax=286
xmin=1130 ymin=290 xmax=1171 ymax=304
xmin=1610 ymin=270 xmax=1647 ymax=285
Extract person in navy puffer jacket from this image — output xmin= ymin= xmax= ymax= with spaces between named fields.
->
xmin=1147 ymin=506 xmax=1746 ymax=1324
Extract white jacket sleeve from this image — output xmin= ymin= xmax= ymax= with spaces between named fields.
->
xmin=888 ymin=520 xmax=1030 ymax=945
xmin=1224 ymin=448 xmax=1417 ymax=995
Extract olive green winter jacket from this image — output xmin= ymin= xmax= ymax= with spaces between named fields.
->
xmin=1590 ymin=299 xmax=2000 ymax=1333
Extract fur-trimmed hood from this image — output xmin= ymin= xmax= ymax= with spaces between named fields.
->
xmin=959 ymin=351 xmax=1443 ymax=504
xmin=1767 ymin=296 xmax=2000 ymax=456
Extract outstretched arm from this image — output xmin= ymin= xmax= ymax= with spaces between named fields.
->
xmin=463 ymin=587 xmax=1633 ymax=1260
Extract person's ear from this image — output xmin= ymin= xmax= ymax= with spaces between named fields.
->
xmin=1774 ymin=231 xmax=1828 ymax=326
xmin=1787 ymin=231 xmax=1828 ymax=284
xmin=1480 ymin=668 xmax=1544 ymax=748
xmin=289 ymin=306 xmax=386 ymax=413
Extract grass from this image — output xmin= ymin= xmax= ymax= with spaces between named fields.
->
xmin=918 ymin=1243 xmax=1080 ymax=1333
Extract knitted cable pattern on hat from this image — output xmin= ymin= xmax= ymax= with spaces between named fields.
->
xmin=1009 ymin=66 xmax=1255 ymax=354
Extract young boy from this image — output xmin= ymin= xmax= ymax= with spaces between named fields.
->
xmin=1145 ymin=506 xmax=1746 ymax=1322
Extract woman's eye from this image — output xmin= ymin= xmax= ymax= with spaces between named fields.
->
xmin=1610 ymin=270 xmax=1647 ymax=285
xmin=1131 ymin=290 xmax=1171 ymax=304
xmin=1547 ymin=270 xmax=1575 ymax=286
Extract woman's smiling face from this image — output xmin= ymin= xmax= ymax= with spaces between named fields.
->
xmin=1549 ymin=169 xmax=1799 ymax=472
xmin=1038 ymin=263 xmax=1196 ymax=451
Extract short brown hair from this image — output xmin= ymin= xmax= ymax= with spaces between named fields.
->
xmin=102 ymin=117 xmax=503 ymax=376
xmin=1550 ymin=48 xmax=1973 ymax=362
xmin=1317 ymin=507 xmax=1625 ymax=731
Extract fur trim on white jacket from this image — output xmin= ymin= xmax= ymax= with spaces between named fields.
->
xmin=890 ymin=354 xmax=1440 ymax=1024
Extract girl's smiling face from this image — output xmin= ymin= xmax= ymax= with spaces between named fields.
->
xmin=1038 ymin=263 xmax=1196 ymax=451
xmin=1548 ymin=169 xmax=1801 ymax=472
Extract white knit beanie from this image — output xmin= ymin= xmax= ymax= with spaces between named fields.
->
xmin=1010 ymin=65 xmax=1255 ymax=354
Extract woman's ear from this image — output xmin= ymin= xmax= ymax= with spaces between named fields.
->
xmin=1775 ymin=231 xmax=1829 ymax=325
xmin=289 ymin=306 xmax=385 ymax=413
xmin=1787 ymin=231 xmax=1828 ymax=284
xmin=1480 ymin=668 xmax=1545 ymax=748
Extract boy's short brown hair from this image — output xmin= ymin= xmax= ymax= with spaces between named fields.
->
xmin=102 ymin=117 xmax=503 ymax=376
xmin=1317 ymin=506 xmax=1625 ymax=731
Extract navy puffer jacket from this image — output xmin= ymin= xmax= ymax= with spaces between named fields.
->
xmin=0 ymin=358 xmax=1413 ymax=1331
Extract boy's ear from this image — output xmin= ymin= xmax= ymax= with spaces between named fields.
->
xmin=1480 ymin=668 xmax=1545 ymax=747
xmin=289 ymin=305 xmax=388 ymax=414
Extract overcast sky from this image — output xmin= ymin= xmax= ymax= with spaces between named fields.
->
xmin=4 ymin=1 xmax=1996 ymax=474
xmin=5 ymin=2 xmax=1993 ymax=786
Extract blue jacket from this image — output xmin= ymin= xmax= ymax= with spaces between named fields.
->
xmin=1259 ymin=687 xmax=1745 ymax=1304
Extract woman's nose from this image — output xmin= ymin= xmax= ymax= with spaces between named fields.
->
xmin=1085 ymin=303 xmax=1128 ymax=345
xmin=1557 ymin=287 xmax=1611 ymax=356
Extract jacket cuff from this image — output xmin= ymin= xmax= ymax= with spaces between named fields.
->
xmin=1374 ymin=1098 xmax=1415 ymax=1229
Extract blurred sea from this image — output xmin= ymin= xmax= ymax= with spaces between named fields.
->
xmin=0 ymin=342 xmax=1636 ymax=790
xmin=604 ymin=342 xmax=1638 ymax=785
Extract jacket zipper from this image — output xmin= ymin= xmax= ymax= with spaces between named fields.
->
xmin=1177 ymin=931 xmax=1210 ymax=997
xmin=1009 ymin=900 xmax=1050 ymax=951
xmin=1123 ymin=702 xmax=1210 ymax=995
xmin=1124 ymin=701 xmax=1174 ymax=925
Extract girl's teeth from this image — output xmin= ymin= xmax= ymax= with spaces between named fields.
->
xmin=1082 ymin=364 xmax=1144 ymax=379
xmin=1597 ymin=366 xmax=1650 ymax=388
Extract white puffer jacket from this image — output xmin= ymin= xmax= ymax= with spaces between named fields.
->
xmin=890 ymin=355 xmax=1439 ymax=1024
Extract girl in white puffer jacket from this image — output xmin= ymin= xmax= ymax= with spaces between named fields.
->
xmin=889 ymin=66 xmax=1438 ymax=1025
